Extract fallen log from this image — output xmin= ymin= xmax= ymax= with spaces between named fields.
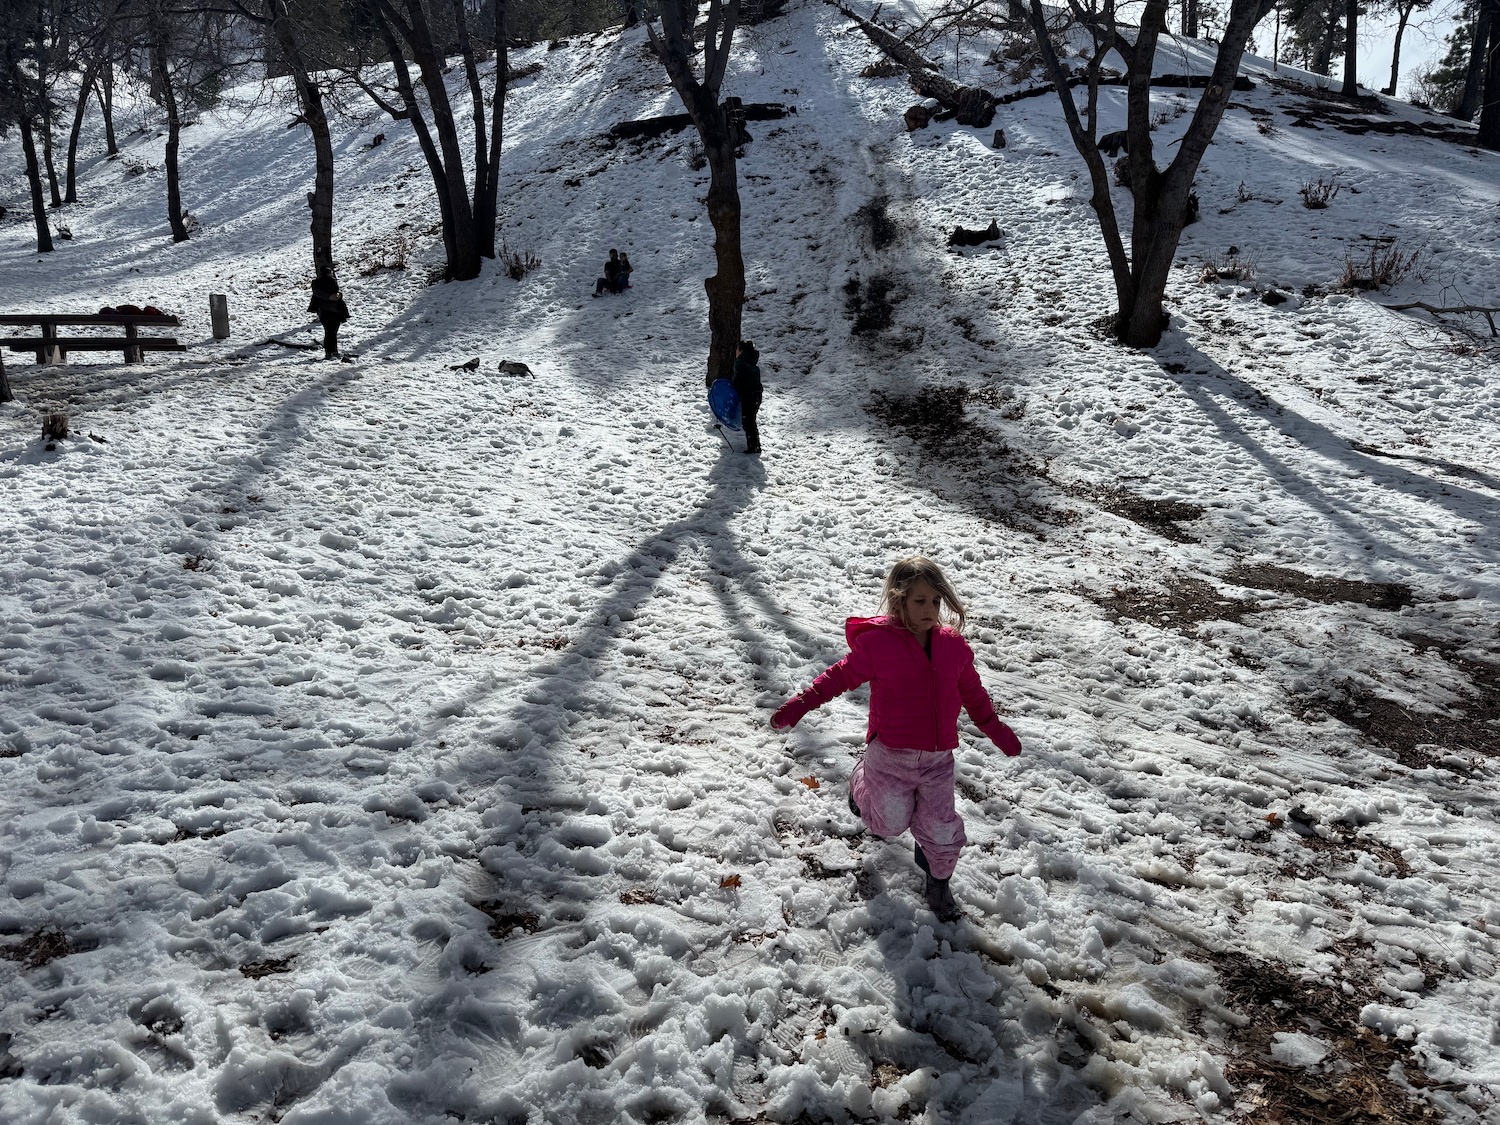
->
xmin=611 ymin=102 xmax=795 ymax=140
xmin=997 ymin=72 xmax=1254 ymax=105
xmin=838 ymin=4 xmax=997 ymax=127
xmin=1384 ymin=301 xmax=1499 ymax=336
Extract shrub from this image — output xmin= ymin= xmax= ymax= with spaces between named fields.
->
xmin=1200 ymin=251 xmax=1257 ymax=283
xmin=1339 ymin=242 xmax=1418 ymax=291
xmin=1300 ymin=175 xmax=1339 ymax=209
xmin=501 ymin=244 xmax=541 ymax=281
xmin=358 ymin=231 xmax=414 ymax=275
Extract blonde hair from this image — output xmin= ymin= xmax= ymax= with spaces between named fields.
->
xmin=880 ymin=556 xmax=966 ymax=635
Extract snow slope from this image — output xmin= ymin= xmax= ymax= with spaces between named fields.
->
xmin=1 ymin=3 xmax=1498 ymax=1122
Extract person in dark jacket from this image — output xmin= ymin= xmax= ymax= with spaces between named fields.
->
xmin=308 ymin=266 xmax=349 ymax=358
xmin=614 ymin=252 xmax=633 ymax=292
xmin=733 ymin=339 xmax=762 ymax=455
xmin=594 ymin=250 xmax=621 ymax=297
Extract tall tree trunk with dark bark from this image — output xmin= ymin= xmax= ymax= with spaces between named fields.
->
xmin=266 ymin=0 xmax=335 ymax=273
xmin=1184 ymin=0 xmax=1198 ymax=38
xmin=33 ymin=11 xmax=61 ymax=207
xmin=1341 ymin=0 xmax=1358 ymax=94
xmin=1459 ymin=3 xmax=1492 ymax=120
xmin=1480 ymin=0 xmax=1500 ymax=147
xmin=473 ymin=0 xmax=508 ymax=258
xmin=96 ymin=61 xmax=118 ymax=154
xmin=65 ymin=61 xmax=103 ymax=204
xmin=1384 ymin=0 xmax=1414 ymax=95
xmin=18 ymin=113 xmax=54 ymax=252
xmin=650 ymin=0 xmax=745 ymax=387
xmin=151 ymin=24 xmax=189 ymax=242
xmin=1030 ymin=0 xmax=1276 ymax=347
xmin=370 ymin=0 xmax=481 ymax=279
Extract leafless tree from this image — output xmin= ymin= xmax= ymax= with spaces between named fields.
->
xmin=648 ymin=0 xmax=745 ymax=387
xmin=1 ymin=0 xmax=55 ymax=251
xmin=1026 ymin=0 xmax=1275 ymax=346
xmin=348 ymin=0 xmax=509 ymax=280
xmin=1379 ymin=0 xmax=1432 ymax=96
xmin=63 ymin=0 xmax=128 ymax=203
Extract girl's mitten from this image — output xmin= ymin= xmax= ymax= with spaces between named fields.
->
xmin=980 ymin=717 xmax=1022 ymax=757
xmin=772 ymin=694 xmax=815 ymax=730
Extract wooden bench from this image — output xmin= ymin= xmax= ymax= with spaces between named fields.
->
xmin=0 ymin=312 xmax=187 ymax=364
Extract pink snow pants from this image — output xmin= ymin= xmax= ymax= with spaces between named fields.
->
xmin=849 ymin=738 xmax=967 ymax=879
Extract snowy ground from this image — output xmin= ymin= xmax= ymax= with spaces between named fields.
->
xmin=2 ymin=3 xmax=1498 ymax=1123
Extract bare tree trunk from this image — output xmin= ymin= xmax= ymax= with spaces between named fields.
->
xmin=65 ymin=61 xmax=103 ymax=204
xmin=1481 ymin=0 xmax=1500 ymax=148
xmin=18 ymin=114 xmax=54 ymax=253
xmin=1031 ymin=0 xmax=1274 ymax=347
xmin=33 ymin=13 xmax=62 ymax=208
xmin=97 ymin=61 xmax=118 ymax=155
xmin=1384 ymin=0 xmax=1412 ymax=95
xmin=475 ymin=0 xmax=509 ymax=258
xmin=1458 ymin=3 xmax=1491 ymax=120
xmin=1026 ymin=0 xmax=1133 ymax=315
xmin=1341 ymin=0 xmax=1358 ymax=94
xmin=151 ymin=25 xmax=189 ymax=242
xmin=1184 ymin=0 xmax=1198 ymax=38
xmin=650 ymin=0 xmax=746 ymax=387
xmin=266 ymin=0 xmax=335 ymax=273
xmin=373 ymin=12 xmax=460 ymax=272
xmin=375 ymin=0 xmax=482 ymax=279
xmin=451 ymin=0 xmax=492 ymax=249
xmin=1312 ymin=6 xmax=1336 ymax=74
xmin=688 ymin=89 xmax=745 ymax=386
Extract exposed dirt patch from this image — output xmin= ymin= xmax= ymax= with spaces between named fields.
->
xmin=474 ymin=901 xmax=542 ymax=938
xmin=1091 ymin=576 xmax=1256 ymax=633
xmin=844 ymin=274 xmax=898 ymax=335
xmin=1225 ymin=564 xmax=1413 ymax=609
xmin=856 ymin=195 xmax=900 ymax=249
xmin=1316 ymin=683 xmax=1494 ymax=772
xmin=867 ymin=383 xmax=1068 ymax=531
xmin=239 ymin=956 xmax=294 ymax=979
xmin=1274 ymin=810 xmax=1413 ymax=878
xmin=1208 ymin=950 xmax=1443 ymax=1123
xmin=1071 ymin=486 xmax=1206 ymax=542
xmin=1 ymin=927 xmax=74 ymax=969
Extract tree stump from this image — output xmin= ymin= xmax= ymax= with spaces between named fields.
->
xmin=42 ymin=412 xmax=68 ymax=441
xmin=209 ymin=293 xmax=230 ymax=339
xmin=948 ymin=220 xmax=1002 ymax=247
xmin=904 ymin=104 xmax=933 ymax=131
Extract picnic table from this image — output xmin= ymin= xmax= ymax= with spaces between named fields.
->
xmin=0 ymin=311 xmax=187 ymax=364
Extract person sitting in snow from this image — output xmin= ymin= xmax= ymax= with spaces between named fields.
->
xmin=771 ymin=556 xmax=1022 ymax=922
xmin=594 ymin=249 xmax=622 ymax=297
xmin=613 ymin=252 xmax=633 ymax=292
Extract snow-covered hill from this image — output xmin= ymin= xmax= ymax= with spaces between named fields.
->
xmin=1 ymin=2 xmax=1498 ymax=1122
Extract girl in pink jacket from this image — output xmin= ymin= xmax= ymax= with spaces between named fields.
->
xmin=772 ymin=556 xmax=1021 ymax=921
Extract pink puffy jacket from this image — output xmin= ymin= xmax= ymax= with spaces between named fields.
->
xmin=773 ymin=616 xmax=1020 ymax=755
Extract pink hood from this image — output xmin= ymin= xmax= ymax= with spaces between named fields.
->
xmin=802 ymin=615 xmax=1000 ymax=752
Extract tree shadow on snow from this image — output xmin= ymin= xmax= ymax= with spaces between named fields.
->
xmin=1159 ymin=342 xmax=1500 ymax=583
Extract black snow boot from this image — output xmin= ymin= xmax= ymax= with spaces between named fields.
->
xmin=924 ymin=874 xmax=961 ymax=921
xmin=848 ymin=790 xmax=861 ymax=819
xmin=914 ymin=843 xmax=931 ymax=875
